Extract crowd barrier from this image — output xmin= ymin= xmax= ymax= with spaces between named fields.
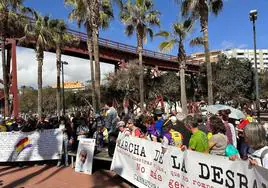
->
xmin=111 ymin=133 xmax=268 ymax=188
xmin=0 ymin=129 xmax=63 ymax=162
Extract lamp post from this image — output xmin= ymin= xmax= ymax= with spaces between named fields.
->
xmin=61 ymin=61 xmax=68 ymax=115
xmin=249 ymin=9 xmax=260 ymax=121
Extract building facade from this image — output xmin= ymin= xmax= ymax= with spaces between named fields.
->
xmin=188 ymin=50 xmax=222 ymax=64
xmin=223 ymin=49 xmax=268 ymax=72
xmin=52 ymin=81 xmax=85 ymax=92
xmin=188 ymin=49 xmax=268 ymax=72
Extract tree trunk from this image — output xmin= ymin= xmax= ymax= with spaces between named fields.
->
xmin=56 ymin=47 xmax=61 ymax=119
xmin=92 ymin=27 xmax=100 ymax=112
xmin=137 ymin=33 xmax=144 ymax=112
xmin=1 ymin=37 xmax=9 ymax=117
xmin=37 ymin=51 xmax=43 ymax=119
xmin=91 ymin=0 xmax=101 ymax=112
xmin=7 ymin=47 xmax=12 ymax=115
xmin=86 ymin=27 xmax=96 ymax=111
xmin=180 ymin=64 xmax=187 ymax=114
xmin=200 ymin=8 xmax=213 ymax=105
xmin=203 ymin=27 xmax=213 ymax=105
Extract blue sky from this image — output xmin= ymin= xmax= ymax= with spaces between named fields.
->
xmin=2 ymin=0 xmax=266 ymax=87
xmin=24 ymin=0 xmax=268 ymax=55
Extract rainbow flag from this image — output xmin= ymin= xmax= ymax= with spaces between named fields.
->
xmin=15 ymin=137 xmax=32 ymax=154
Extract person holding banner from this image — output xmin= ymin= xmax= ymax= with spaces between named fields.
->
xmin=57 ymin=117 xmax=69 ymax=167
xmin=183 ymin=115 xmax=208 ymax=153
xmin=207 ymin=116 xmax=228 ymax=156
xmin=127 ymin=119 xmax=143 ymax=138
xmin=244 ymin=123 xmax=268 ymax=169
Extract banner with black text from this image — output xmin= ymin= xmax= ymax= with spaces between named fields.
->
xmin=111 ymin=133 xmax=268 ymax=188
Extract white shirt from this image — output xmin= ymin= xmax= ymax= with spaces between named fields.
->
xmin=228 ymin=123 xmax=237 ymax=148
xmin=250 ymin=146 xmax=268 ymax=169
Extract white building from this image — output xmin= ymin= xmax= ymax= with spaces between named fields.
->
xmin=223 ymin=49 xmax=268 ymax=72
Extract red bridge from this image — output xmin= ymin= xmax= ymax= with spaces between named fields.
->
xmin=1 ymin=26 xmax=201 ymax=117
xmin=65 ymin=29 xmax=200 ymax=72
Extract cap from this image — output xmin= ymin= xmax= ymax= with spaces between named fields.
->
xmin=154 ymin=109 xmax=163 ymax=116
xmin=116 ymin=121 xmax=125 ymax=128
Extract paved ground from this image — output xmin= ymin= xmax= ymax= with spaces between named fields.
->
xmin=0 ymin=163 xmax=131 ymax=188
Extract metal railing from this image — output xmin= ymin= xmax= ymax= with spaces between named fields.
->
xmin=67 ymin=29 xmax=177 ymax=62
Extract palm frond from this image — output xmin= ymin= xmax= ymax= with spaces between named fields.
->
xmin=125 ymin=24 xmax=134 ymax=36
xmin=146 ymin=27 xmax=154 ymax=41
xmin=190 ymin=36 xmax=204 ymax=47
xmin=210 ymin=0 xmax=223 ymax=16
xmin=158 ymin=39 xmax=177 ymax=53
xmin=181 ymin=0 xmax=191 ymax=17
xmin=155 ymin=31 xmax=170 ymax=38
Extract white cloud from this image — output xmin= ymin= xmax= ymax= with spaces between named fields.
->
xmin=0 ymin=47 xmax=114 ymax=88
xmin=221 ymin=40 xmax=235 ymax=49
xmin=221 ymin=40 xmax=248 ymax=50
xmin=238 ymin=44 xmax=248 ymax=49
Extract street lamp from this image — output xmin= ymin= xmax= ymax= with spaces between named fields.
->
xmin=249 ymin=9 xmax=260 ymax=121
xmin=61 ymin=61 xmax=68 ymax=115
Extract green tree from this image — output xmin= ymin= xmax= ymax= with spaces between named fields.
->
xmin=212 ymin=55 xmax=254 ymax=105
xmin=42 ymin=87 xmax=57 ymax=114
xmin=23 ymin=12 xmax=54 ymax=119
xmin=181 ymin=0 xmax=223 ymax=105
xmin=0 ymin=0 xmax=27 ymax=116
xmin=65 ymin=0 xmax=113 ymax=112
xmin=157 ymin=20 xmax=192 ymax=114
xmin=260 ymin=71 xmax=268 ymax=98
xmin=20 ymin=86 xmax=37 ymax=113
xmin=120 ymin=0 xmax=160 ymax=111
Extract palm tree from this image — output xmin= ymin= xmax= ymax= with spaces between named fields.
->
xmin=0 ymin=0 xmax=26 ymax=116
xmin=181 ymin=0 xmax=223 ymax=105
xmin=91 ymin=0 xmax=113 ymax=112
xmin=50 ymin=19 xmax=78 ymax=119
xmin=65 ymin=0 xmax=113 ymax=112
xmin=157 ymin=20 xmax=192 ymax=114
xmin=120 ymin=0 xmax=160 ymax=112
xmin=65 ymin=0 xmax=96 ymax=110
xmin=23 ymin=12 xmax=54 ymax=119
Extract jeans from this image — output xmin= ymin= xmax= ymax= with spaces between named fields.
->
xmin=58 ymin=137 xmax=69 ymax=166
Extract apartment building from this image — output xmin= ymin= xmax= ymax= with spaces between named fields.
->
xmin=223 ymin=49 xmax=268 ymax=72
xmin=188 ymin=50 xmax=222 ymax=64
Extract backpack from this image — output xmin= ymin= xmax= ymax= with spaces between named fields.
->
xmin=170 ymin=129 xmax=182 ymax=146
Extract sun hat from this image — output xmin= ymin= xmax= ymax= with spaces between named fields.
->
xmin=176 ymin=112 xmax=186 ymax=121
xmin=116 ymin=121 xmax=125 ymax=128
xmin=169 ymin=116 xmax=177 ymax=125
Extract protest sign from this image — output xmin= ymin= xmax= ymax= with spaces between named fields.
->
xmin=0 ymin=129 xmax=63 ymax=162
xmin=111 ymin=133 xmax=268 ymax=188
xmin=75 ymin=138 xmax=95 ymax=175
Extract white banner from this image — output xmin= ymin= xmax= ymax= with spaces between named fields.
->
xmin=111 ymin=133 xmax=268 ymax=188
xmin=0 ymin=129 xmax=63 ymax=162
xmin=75 ymin=138 xmax=95 ymax=175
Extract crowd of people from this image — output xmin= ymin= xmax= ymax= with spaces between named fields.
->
xmin=112 ymin=106 xmax=268 ymax=170
xmin=0 ymin=102 xmax=268 ymax=170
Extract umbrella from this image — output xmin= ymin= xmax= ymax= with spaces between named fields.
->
xmin=206 ymin=104 xmax=245 ymax=120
